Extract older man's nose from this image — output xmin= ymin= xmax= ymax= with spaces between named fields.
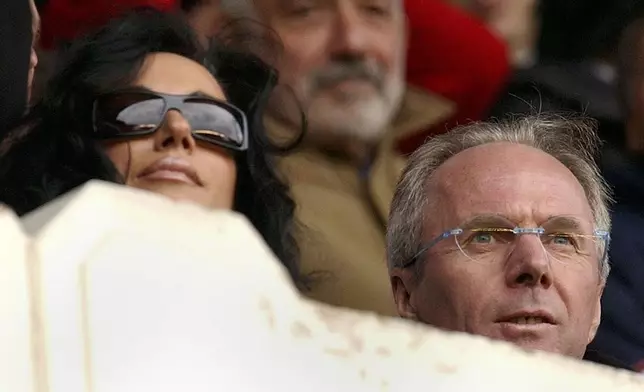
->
xmin=504 ymin=235 xmax=553 ymax=289
xmin=329 ymin=6 xmax=372 ymax=60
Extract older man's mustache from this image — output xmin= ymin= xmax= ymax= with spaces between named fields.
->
xmin=311 ymin=62 xmax=384 ymax=92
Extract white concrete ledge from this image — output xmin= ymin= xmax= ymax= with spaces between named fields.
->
xmin=0 ymin=180 xmax=642 ymax=392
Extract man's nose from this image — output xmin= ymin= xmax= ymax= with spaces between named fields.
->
xmin=329 ymin=7 xmax=371 ymax=58
xmin=504 ymin=235 xmax=553 ymax=289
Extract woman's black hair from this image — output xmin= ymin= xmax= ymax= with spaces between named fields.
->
xmin=0 ymin=8 xmax=308 ymax=289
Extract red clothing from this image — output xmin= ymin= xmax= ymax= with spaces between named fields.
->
xmin=40 ymin=0 xmax=176 ymax=49
xmin=400 ymin=0 xmax=510 ymax=153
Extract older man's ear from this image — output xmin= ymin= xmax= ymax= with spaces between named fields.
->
xmin=390 ymin=271 xmax=419 ymax=321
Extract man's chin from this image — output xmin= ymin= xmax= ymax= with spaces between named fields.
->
xmin=324 ymin=80 xmax=378 ymax=97
xmin=307 ymin=102 xmax=392 ymax=142
xmin=316 ymin=84 xmax=381 ymax=105
xmin=484 ymin=325 xmax=564 ymax=355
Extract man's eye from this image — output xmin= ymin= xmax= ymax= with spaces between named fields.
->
xmin=549 ymin=234 xmax=576 ymax=247
xmin=471 ymin=232 xmax=494 ymax=244
xmin=288 ymin=6 xmax=315 ymax=17
xmin=362 ymin=5 xmax=389 ymax=16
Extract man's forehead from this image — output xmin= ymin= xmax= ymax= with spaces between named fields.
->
xmin=434 ymin=143 xmax=582 ymax=186
xmin=426 ymin=143 xmax=595 ymax=230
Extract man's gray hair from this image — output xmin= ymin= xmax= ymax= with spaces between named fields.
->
xmin=386 ymin=115 xmax=613 ymax=282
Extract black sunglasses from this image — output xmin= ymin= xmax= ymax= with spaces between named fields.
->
xmin=92 ymin=88 xmax=249 ymax=151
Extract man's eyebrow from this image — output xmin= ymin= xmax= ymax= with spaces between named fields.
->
xmin=277 ymin=0 xmax=317 ymax=9
xmin=542 ymin=216 xmax=586 ymax=232
xmin=459 ymin=214 xmax=516 ymax=229
xmin=455 ymin=214 xmax=592 ymax=232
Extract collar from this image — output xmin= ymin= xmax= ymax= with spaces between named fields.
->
xmin=388 ymin=85 xmax=455 ymax=142
xmin=267 ymin=87 xmax=454 ymax=224
xmin=370 ymin=87 xmax=453 ymax=224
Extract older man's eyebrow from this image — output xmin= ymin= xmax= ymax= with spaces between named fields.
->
xmin=542 ymin=216 xmax=586 ymax=232
xmin=457 ymin=215 xmax=590 ymax=233
xmin=277 ymin=0 xmax=319 ymax=9
xmin=459 ymin=214 xmax=516 ymax=229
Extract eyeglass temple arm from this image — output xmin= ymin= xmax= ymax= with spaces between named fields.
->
xmin=401 ymin=229 xmax=462 ymax=268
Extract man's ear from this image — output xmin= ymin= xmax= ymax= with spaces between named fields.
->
xmin=390 ymin=269 xmax=418 ymax=321
xmin=587 ymin=283 xmax=604 ymax=344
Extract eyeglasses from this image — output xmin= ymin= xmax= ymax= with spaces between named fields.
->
xmin=403 ymin=224 xmax=610 ymax=268
xmin=92 ymin=88 xmax=248 ymax=151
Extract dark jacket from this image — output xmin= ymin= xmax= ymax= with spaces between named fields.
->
xmin=489 ymin=61 xmax=624 ymax=147
xmin=0 ymin=0 xmax=32 ymax=135
xmin=586 ymin=147 xmax=644 ymax=371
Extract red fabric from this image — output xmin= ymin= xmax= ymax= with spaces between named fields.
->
xmin=40 ymin=0 xmax=177 ymax=49
xmin=400 ymin=0 xmax=510 ymax=153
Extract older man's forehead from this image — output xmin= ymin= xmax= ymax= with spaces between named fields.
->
xmin=424 ymin=143 xmax=596 ymax=233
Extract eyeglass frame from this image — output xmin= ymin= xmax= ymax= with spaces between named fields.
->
xmin=402 ymin=226 xmax=611 ymax=268
xmin=91 ymin=88 xmax=249 ymax=152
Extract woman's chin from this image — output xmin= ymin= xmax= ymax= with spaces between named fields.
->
xmin=133 ymin=183 xmax=204 ymax=206
xmin=131 ymin=183 xmax=232 ymax=210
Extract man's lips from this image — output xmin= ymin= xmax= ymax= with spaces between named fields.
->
xmin=496 ymin=310 xmax=557 ymax=325
xmin=493 ymin=310 xmax=558 ymax=342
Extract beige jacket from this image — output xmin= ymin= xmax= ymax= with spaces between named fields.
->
xmin=268 ymin=87 xmax=454 ymax=316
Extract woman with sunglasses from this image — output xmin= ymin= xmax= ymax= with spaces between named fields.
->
xmin=0 ymin=9 xmax=306 ymax=288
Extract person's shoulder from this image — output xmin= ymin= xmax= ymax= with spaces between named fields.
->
xmin=392 ymin=86 xmax=455 ymax=140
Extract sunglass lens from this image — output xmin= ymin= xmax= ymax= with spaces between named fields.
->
xmin=95 ymin=93 xmax=164 ymax=136
xmin=182 ymin=101 xmax=244 ymax=147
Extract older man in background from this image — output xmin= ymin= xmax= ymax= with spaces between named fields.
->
xmin=184 ymin=0 xmax=453 ymax=315
xmin=387 ymin=116 xmax=611 ymax=360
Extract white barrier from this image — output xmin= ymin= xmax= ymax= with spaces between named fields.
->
xmin=1 ymin=180 xmax=642 ymax=392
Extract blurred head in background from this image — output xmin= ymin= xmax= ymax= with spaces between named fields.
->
xmin=183 ymin=0 xmax=407 ymax=150
xmin=461 ymin=0 xmax=539 ymax=67
xmin=0 ymin=0 xmax=39 ymax=133
xmin=28 ymin=0 xmax=41 ymax=102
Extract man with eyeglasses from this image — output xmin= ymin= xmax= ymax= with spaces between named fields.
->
xmin=387 ymin=115 xmax=612 ymax=360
